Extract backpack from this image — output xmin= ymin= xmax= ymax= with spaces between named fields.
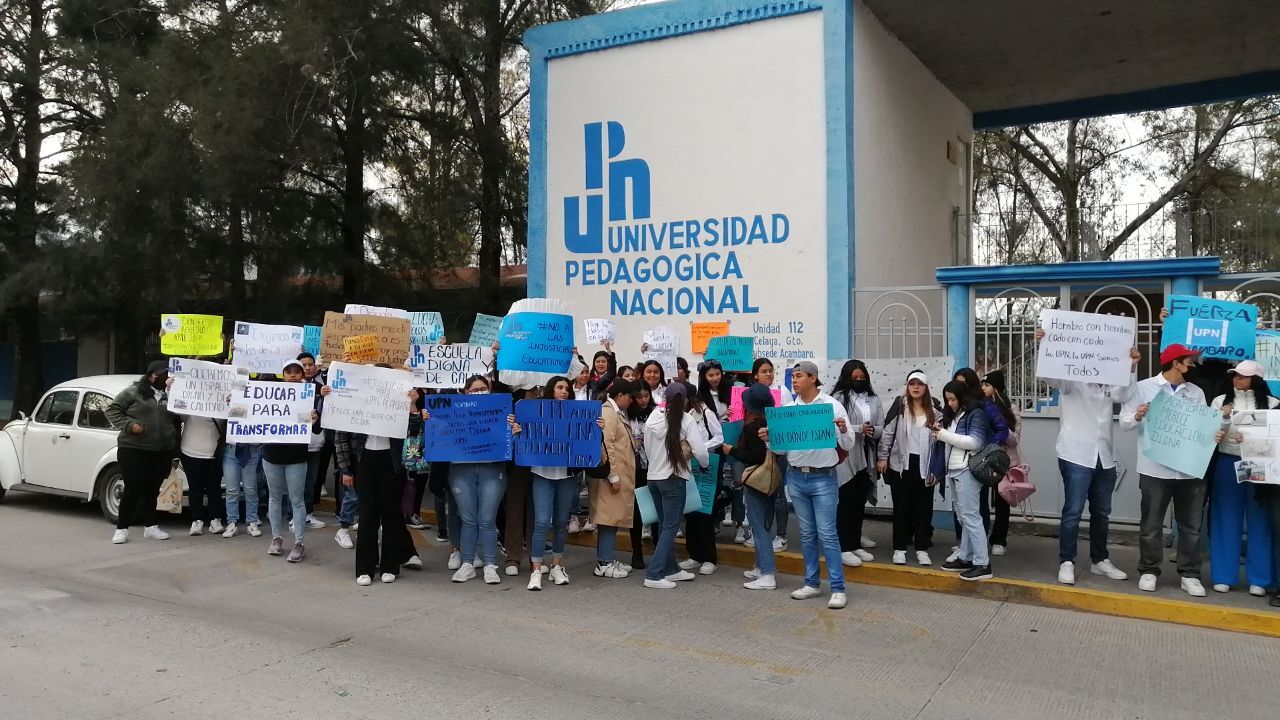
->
xmin=998 ymin=464 xmax=1036 ymax=518
xmin=967 ymin=443 xmax=1011 ymax=487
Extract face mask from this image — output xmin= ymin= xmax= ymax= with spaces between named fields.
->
xmin=851 ymin=380 xmax=871 ymax=394
xmin=150 ymin=377 xmax=167 ymax=391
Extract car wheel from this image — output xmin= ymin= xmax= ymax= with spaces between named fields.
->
xmin=0 ymin=484 xmax=6 ymax=503
xmin=98 ymin=465 xmax=124 ymax=524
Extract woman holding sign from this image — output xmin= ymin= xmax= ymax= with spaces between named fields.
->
xmin=262 ymin=361 xmax=321 ymax=563
xmin=526 ymin=375 xmax=587 ymax=591
xmin=641 ymin=382 xmax=709 ymax=589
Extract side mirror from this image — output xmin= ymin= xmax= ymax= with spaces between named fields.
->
xmin=17 ymin=411 xmax=26 ymax=421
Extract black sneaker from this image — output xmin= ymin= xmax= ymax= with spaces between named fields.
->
xmin=960 ymin=565 xmax=993 ymax=582
xmin=1270 ymin=594 xmax=1280 ymax=608
xmin=941 ymin=559 xmax=973 ymax=572
xmin=407 ymin=514 xmax=428 ymax=530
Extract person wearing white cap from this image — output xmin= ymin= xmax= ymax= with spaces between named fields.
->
xmin=877 ymin=370 xmax=943 ymax=566
xmin=1208 ymin=359 xmax=1277 ymax=596
xmin=261 ymin=361 xmax=321 ymax=563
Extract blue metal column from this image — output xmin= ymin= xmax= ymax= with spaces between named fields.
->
xmin=946 ymin=283 xmax=970 ymax=369
xmin=1170 ymin=276 xmax=1199 ymax=299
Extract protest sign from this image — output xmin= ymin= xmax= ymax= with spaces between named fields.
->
xmin=704 ymin=335 xmax=755 ymax=372
xmin=496 ymin=312 xmax=574 ymax=373
xmin=231 ymin=322 xmax=304 ymax=374
xmin=343 ymin=303 xmax=408 ymax=319
xmin=302 ymin=325 xmax=322 ymax=356
xmin=643 ymin=325 xmax=679 ymax=380
xmin=728 ymin=385 xmax=781 ymax=422
xmin=407 ymin=343 xmax=494 ymax=388
xmin=320 ymin=362 xmax=416 ymax=439
xmin=421 ymin=393 xmax=513 ymax=462
xmin=320 ymin=311 xmax=411 ymax=367
xmin=722 ymin=420 xmax=743 ymax=447
xmin=823 ymin=356 xmax=955 ymax=405
xmin=226 ymin=380 xmax=315 ymax=444
xmin=512 ymin=400 xmax=602 ymax=467
xmin=167 ymin=358 xmax=244 ymax=419
xmin=765 ymin=403 xmax=836 ymax=452
xmin=160 ymin=314 xmax=223 ymax=357
xmin=1161 ymin=294 xmax=1258 ymax=361
xmin=1228 ymin=410 xmax=1280 ymax=485
xmin=343 ymin=334 xmax=381 ymax=364
xmin=410 ymin=311 xmax=445 ymax=345
xmin=1255 ymin=331 xmax=1280 ymax=396
xmin=583 ymin=318 xmax=616 ymax=344
xmin=1036 ymin=310 xmax=1137 ymax=387
xmin=691 ymin=453 xmax=721 ymax=514
xmin=690 ymin=321 xmax=730 ymax=354
xmin=469 ymin=313 xmax=504 ymax=346
xmin=1140 ymin=390 xmax=1223 ymax=476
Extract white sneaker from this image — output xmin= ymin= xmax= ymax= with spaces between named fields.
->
xmin=1250 ymin=585 xmax=1267 ymax=597
xmin=665 ymin=570 xmax=695 ymax=582
xmin=698 ymin=562 xmax=716 ymax=576
xmin=892 ymin=550 xmax=907 ymax=565
xmin=744 ymin=535 xmax=756 ymax=549
xmin=527 ymin=569 xmax=543 ymax=591
xmin=1213 ymin=583 xmax=1230 ymax=593
xmin=744 ymin=567 xmax=762 ymax=580
xmin=111 ymin=529 xmax=129 ymax=544
xmin=1180 ymin=577 xmax=1207 ymax=598
xmin=594 ymin=561 xmax=629 ymax=579
xmin=854 ymin=549 xmax=874 ymax=562
xmin=644 ymin=578 xmax=676 ymax=589
xmin=1058 ymin=561 xmax=1076 ymax=586
xmin=916 ymin=551 xmax=932 ymax=566
xmin=143 ymin=526 xmax=170 ymax=540
xmin=334 ymin=528 xmax=354 ymax=549
xmin=722 ymin=514 xmax=734 ymax=527
xmin=451 ymin=564 xmax=476 ymax=583
xmin=828 ymin=592 xmax=848 ymax=609
xmin=861 ymin=536 xmax=877 ymax=549
xmin=840 ymin=551 xmax=863 ymax=567
xmin=1090 ymin=559 xmax=1128 ymax=581
xmin=991 ymin=544 xmax=1007 ymax=556
xmin=402 ymin=555 xmax=423 ymax=570
xmin=734 ymin=527 xmax=747 ymax=544
xmin=772 ymin=537 xmax=787 ymax=552
xmin=356 ymin=574 xmax=372 ymax=586
xmin=222 ymin=523 xmax=238 ymax=538
xmin=945 ymin=548 xmax=961 ymax=563
xmin=306 ymin=515 xmax=327 ymax=530
xmin=1138 ymin=573 xmax=1158 ymax=592
xmin=483 ymin=565 xmax=501 ymax=584
xmin=676 ymin=528 xmax=683 ymax=538
xmin=189 ymin=520 xmax=204 ymax=536
xmin=744 ymin=575 xmax=776 ymax=590
xmin=504 ymin=563 xmax=520 ymax=576
xmin=447 ymin=551 xmax=462 ymax=570
xmin=641 ymin=527 xmax=652 ymax=539
xmin=351 ymin=523 xmax=359 ymax=531
xmin=472 ymin=556 xmax=483 ymax=569
xmin=209 ymin=519 xmax=224 ymax=534
xmin=550 ymin=565 xmax=570 ymax=586
xmin=678 ymin=559 xmax=700 ymax=571
xmin=790 ymin=585 xmax=823 ymax=600
xmin=380 ymin=573 xmax=396 ymax=584
xmin=247 ymin=522 xmax=263 ymax=538
xmin=616 ymin=562 xmax=633 ymax=574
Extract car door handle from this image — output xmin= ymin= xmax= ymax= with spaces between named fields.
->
xmin=58 ymin=433 xmax=71 ymax=439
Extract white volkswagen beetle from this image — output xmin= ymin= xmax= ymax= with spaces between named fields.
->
xmin=0 ymin=375 xmax=142 ymax=523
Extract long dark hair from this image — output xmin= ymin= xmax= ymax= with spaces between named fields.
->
xmin=751 ymin=358 xmax=774 ymax=380
xmin=664 ymin=392 xmax=689 ymax=471
xmin=833 ymin=359 xmax=875 ymax=398
xmin=543 ymin=375 xmax=571 ymax=399
xmin=639 ymin=359 xmax=667 ymax=391
xmin=954 ymin=367 xmax=981 ymax=388
xmin=1223 ymin=374 xmax=1274 ymax=408
xmin=941 ymin=379 xmax=979 ymax=425
xmin=696 ymin=361 xmax=732 ymax=408
xmin=628 ymin=386 xmax=654 ymax=422
xmin=902 ymin=370 xmax=937 ymax=427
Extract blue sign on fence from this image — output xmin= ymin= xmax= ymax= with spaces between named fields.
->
xmin=512 ymin=400 xmax=602 ymax=468
xmin=704 ymin=335 xmax=755 ymax=372
xmin=422 ymin=393 xmax=512 ymax=462
xmin=302 ymin=325 xmax=322 ymax=356
xmin=765 ymin=403 xmax=836 ymax=452
xmin=1161 ymin=294 xmax=1258 ymax=361
xmin=496 ymin=312 xmax=575 ymax=373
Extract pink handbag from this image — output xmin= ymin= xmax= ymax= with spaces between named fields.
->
xmin=997 ymin=464 xmax=1036 ymax=519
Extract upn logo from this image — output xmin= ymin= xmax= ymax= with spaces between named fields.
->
xmin=1186 ymin=319 xmax=1229 ymax=348
xmin=331 ymin=369 xmax=347 ymax=389
xmin=300 ymin=382 xmax=315 ymax=401
xmin=563 ymin=121 xmax=651 ymax=254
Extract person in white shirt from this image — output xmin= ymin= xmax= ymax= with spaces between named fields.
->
xmin=876 ymin=371 xmax=942 ymax=567
xmin=641 ymin=382 xmax=709 ymax=589
xmin=1034 ymin=327 xmax=1139 ymax=586
xmin=760 ymin=361 xmax=855 ymax=609
xmin=1120 ymin=343 xmax=1223 ymax=598
xmin=527 ymin=375 xmax=594 ymax=591
xmin=177 ymin=414 xmax=225 ymax=537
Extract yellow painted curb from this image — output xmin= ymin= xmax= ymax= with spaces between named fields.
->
xmin=318 ymin=498 xmax=1280 ymax=638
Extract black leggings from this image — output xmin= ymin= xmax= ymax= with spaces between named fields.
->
xmin=888 ymin=455 xmax=934 ymax=551
xmin=117 ymin=447 xmax=173 ymax=530
xmin=354 ymin=449 xmax=403 ymax=577
xmin=181 ymin=453 xmax=224 ymax=524
xmin=684 ymin=512 xmax=718 ymax=564
xmin=837 ymin=469 xmax=873 ymax=552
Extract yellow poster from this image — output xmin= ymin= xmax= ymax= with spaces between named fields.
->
xmin=343 ymin=334 xmax=381 ymax=364
xmin=160 ymin=314 xmax=224 ymax=356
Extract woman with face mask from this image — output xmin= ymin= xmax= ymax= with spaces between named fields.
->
xmin=832 ymin=360 xmax=884 ymax=567
xmin=107 ymin=360 xmax=181 ymax=544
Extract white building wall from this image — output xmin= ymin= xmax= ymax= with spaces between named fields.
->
xmin=853 ymin=1 xmax=972 ymax=290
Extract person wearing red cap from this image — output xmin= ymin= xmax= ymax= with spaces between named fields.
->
xmin=1121 ymin=343 xmax=1221 ymax=598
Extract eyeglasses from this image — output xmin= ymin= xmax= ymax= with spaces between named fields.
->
xmin=698 ymin=360 xmax=722 ymax=372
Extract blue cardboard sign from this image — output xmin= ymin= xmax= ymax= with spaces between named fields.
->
xmin=704 ymin=335 xmax=755 ymax=372
xmin=1140 ymin=389 xmax=1221 ymax=476
xmin=513 ymin=400 xmax=602 ymax=467
xmin=1162 ymin=295 xmax=1258 ymax=361
xmin=302 ymin=325 xmax=322 ymax=356
xmin=409 ymin=311 xmax=445 ymax=345
xmin=765 ymin=403 xmax=836 ymax=452
xmin=496 ymin=312 xmax=575 ymax=373
xmin=721 ymin=420 xmax=743 ymax=447
xmin=691 ymin=453 xmax=720 ymax=514
xmin=422 ymin=393 xmax=512 ymax=462
xmin=468 ymin=313 xmax=504 ymax=347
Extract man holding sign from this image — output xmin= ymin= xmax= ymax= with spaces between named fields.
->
xmin=760 ymin=361 xmax=855 ymax=610
xmin=1121 ymin=344 xmax=1222 ymax=598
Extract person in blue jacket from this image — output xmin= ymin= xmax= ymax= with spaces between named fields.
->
xmin=946 ymin=368 xmax=1007 ymax=561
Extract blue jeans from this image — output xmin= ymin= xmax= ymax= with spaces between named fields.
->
xmin=530 ymin=473 xmax=576 ymax=563
xmin=223 ymin=444 xmax=261 ymax=525
xmin=950 ymin=469 xmax=989 ymax=566
xmin=338 ymin=479 xmax=359 ymax=527
xmin=264 ymin=460 xmax=307 ymax=542
xmin=452 ymin=462 xmax=506 ymax=566
xmin=1057 ymin=458 xmax=1116 ymax=564
xmin=787 ymin=466 xmax=843 ymax=592
xmin=1210 ymin=454 xmax=1274 ymax=587
xmin=645 ymin=477 xmax=687 ymax=581
xmin=597 ymin=525 xmax=619 ymax=564
xmin=744 ymin=486 xmax=777 ymax=576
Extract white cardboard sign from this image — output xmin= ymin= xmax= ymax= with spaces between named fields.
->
xmin=1036 ymin=310 xmax=1136 ymax=387
xmin=321 ymin=362 xmax=416 ymax=439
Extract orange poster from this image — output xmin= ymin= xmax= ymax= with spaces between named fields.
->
xmin=690 ymin=321 xmax=730 ymax=355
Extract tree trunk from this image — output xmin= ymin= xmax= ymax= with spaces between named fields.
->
xmin=226 ymin=198 xmax=247 ymax=319
xmin=340 ymin=77 xmax=367 ymax=303
xmin=475 ymin=2 xmax=505 ymax=313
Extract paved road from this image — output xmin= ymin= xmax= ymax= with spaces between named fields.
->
xmin=1 ymin=493 xmax=1276 ymax=720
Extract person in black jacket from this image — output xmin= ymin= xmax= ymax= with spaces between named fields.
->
xmin=261 ymin=361 xmax=321 ymax=563
xmin=723 ymin=383 xmax=778 ymax=590
xmin=106 ymin=360 xmax=182 ymax=544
